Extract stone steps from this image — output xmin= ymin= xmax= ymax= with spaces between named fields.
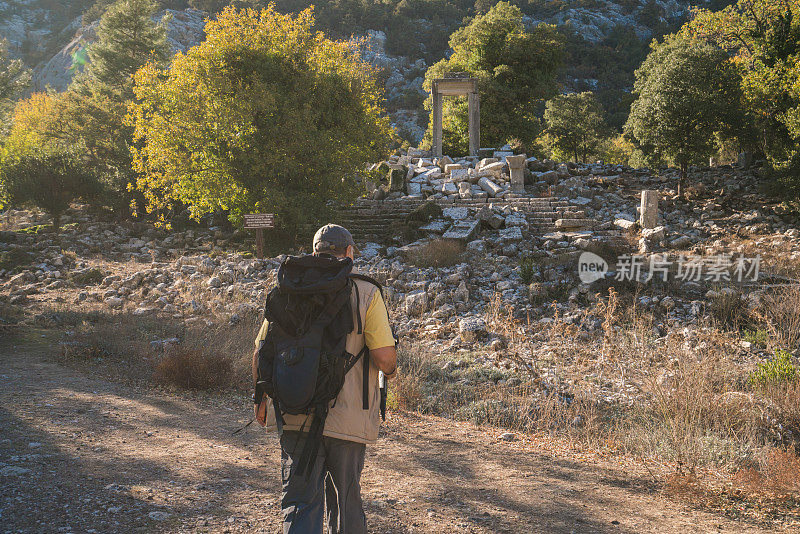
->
xmin=335 ymin=196 xmax=596 ymax=244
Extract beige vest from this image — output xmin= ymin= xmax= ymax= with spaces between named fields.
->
xmin=262 ymin=278 xmax=382 ymax=444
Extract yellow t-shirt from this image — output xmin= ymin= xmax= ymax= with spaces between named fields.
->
xmin=254 ymin=289 xmax=395 ymax=350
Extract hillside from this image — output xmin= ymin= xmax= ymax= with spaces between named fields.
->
xmin=2 ymin=0 xmax=700 ymax=139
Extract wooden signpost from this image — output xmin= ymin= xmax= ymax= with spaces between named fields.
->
xmin=243 ymin=213 xmax=275 ymax=258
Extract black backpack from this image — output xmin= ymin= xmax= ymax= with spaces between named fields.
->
xmin=254 ymin=254 xmax=386 ymax=476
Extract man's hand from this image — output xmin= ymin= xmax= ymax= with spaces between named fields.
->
xmin=370 ymin=345 xmax=397 ymax=376
xmin=254 ymin=399 xmax=268 ymax=427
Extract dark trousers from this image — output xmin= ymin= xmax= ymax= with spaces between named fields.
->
xmin=280 ymin=431 xmax=367 ymax=534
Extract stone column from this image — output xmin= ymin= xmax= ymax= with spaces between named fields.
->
xmin=468 ymin=92 xmax=480 ymax=157
xmin=432 ymin=83 xmax=443 ymax=158
xmin=640 ymin=190 xmax=659 ymax=229
xmin=506 ymin=154 xmax=526 ymax=193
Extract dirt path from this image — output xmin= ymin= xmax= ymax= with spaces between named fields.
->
xmin=0 ymin=338 xmax=779 ymax=533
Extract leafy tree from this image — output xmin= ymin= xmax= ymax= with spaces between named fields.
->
xmin=542 ymin=91 xmax=606 ymax=163
xmin=128 ymin=5 xmax=392 ymax=233
xmin=681 ymin=0 xmax=800 ymax=186
xmin=422 ymin=2 xmax=564 ymax=154
xmin=1 ymin=154 xmax=102 ymax=228
xmin=624 ymin=36 xmax=743 ymax=197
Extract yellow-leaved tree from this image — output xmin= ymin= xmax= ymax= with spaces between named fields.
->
xmin=128 ymin=4 xmax=392 ymax=234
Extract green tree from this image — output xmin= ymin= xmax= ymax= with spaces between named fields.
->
xmin=0 ymin=41 xmax=31 ymax=137
xmin=624 ymin=36 xmax=743 ymax=197
xmin=75 ymin=0 xmax=171 ymax=100
xmin=542 ymin=91 xmax=606 ymax=163
xmin=61 ymin=0 xmax=171 ymax=212
xmin=422 ymin=1 xmax=564 ymax=154
xmin=128 ymin=5 xmax=392 ymax=234
xmin=682 ymin=0 xmax=800 ymax=188
xmin=2 ymin=154 xmax=102 ymax=228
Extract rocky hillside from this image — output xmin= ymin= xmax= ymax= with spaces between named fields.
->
xmin=4 ymin=0 xmax=698 ymax=141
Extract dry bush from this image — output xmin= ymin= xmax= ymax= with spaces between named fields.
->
xmin=632 ymin=344 xmax=759 ymax=469
xmin=388 ymin=347 xmax=607 ymax=446
xmin=757 ymin=285 xmax=800 ymax=352
xmin=63 ymin=310 xmax=261 ymax=390
xmin=154 ymin=347 xmax=233 ymax=390
xmin=709 ymin=289 xmax=748 ymax=329
xmin=405 ymin=239 xmax=464 ymax=268
xmin=733 ymin=447 xmax=800 ymax=494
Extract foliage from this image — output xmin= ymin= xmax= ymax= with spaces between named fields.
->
xmin=560 ymin=25 xmax=650 ymax=132
xmin=129 ymin=5 xmax=392 ymax=233
xmin=76 ymin=0 xmax=171 ymax=100
xmin=422 ymin=2 xmax=564 ymax=154
xmin=1 ymin=153 xmax=102 ymax=228
xmin=600 ymin=133 xmax=637 ymax=165
xmin=519 ymin=253 xmax=536 ymax=284
xmin=542 ymin=91 xmax=606 ymax=163
xmin=189 ymin=0 xmax=265 ymax=12
xmin=681 ymin=0 xmax=800 ymax=191
xmin=68 ymin=0 xmax=171 ymax=211
xmin=624 ymin=36 xmax=744 ymax=196
xmin=1 ymin=93 xmax=64 ymax=162
xmin=750 ymin=349 xmax=799 ymax=387
xmin=0 ymin=40 xmax=31 ymax=136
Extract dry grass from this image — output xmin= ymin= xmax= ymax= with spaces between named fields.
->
xmin=395 ymin=286 xmax=800 ymax=482
xmin=388 ymin=347 xmax=608 ymax=446
xmin=733 ymin=447 xmax=800 ymax=495
xmin=154 ymin=346 xmax=233 ymax=390
xmin=61 ymin=309 xmax=260 ymax=391
xmin=405 ymin=239 xmax=465 ymax=268
xmin=757 ymin=284 xmax=800 ymax=352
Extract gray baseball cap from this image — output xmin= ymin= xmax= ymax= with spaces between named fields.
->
xmin=313 ymin=224 xmax=356 ymax=255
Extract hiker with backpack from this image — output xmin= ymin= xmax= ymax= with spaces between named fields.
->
xmin=252 ymin=224 xmax=397 ymax=534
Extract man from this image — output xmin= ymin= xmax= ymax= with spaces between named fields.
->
xmin=253 ymin=224 xmax=397 ymax=534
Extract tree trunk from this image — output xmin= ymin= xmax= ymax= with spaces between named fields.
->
xmin=679 ymin=162 xmax=687 ymax=201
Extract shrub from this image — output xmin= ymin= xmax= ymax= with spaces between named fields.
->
xmin=758 ymin=285 xmax=800 ymax=352
xmin=0 ymin=248 xmax=32 ymax=272
xmin=70 ymin=268 xmax=106 ymax=286
xmin=154 ymin=347 xmax=234 ymax=390
xmin=743 ymin=328 xmax=769 ymax=349
xmin=405 ymin=239 xmax=464 ymax=267
xmin=519 ymin=253 xmax=536 ymax=284
xmin=709 ymin=289 xmax=746 ymax=328
xmin=1 ymin=153 xmax=102 ymax=228
xmin=750 ymin=349 xmax=799 ymax=388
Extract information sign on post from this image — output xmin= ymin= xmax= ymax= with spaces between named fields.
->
xmin=243 ymin=213 xmax=274 ymax=258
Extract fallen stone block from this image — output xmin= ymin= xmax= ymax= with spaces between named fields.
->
xmin=478 ymin=177 xmax=503 ymax=197
xmin=443 ymin=219 xmax=480 ymax=242
xmin=555 ymin=219 xmax=589 ymax=229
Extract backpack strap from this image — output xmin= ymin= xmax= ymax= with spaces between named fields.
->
xmin=362 ymin=347 xmax=370 ymax=410
xmin=349 ymin=274 xmax=396 ymax=416
xmin=295 ymin=402 xmax=327 ymax=477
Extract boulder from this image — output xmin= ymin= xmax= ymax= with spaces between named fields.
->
xmin=404 ymin=290 xmax=428 ymax=317
xmin=387 ymin=164 xmax=406 ymax=192
xmin=459 ymin=317 xmax=487 ymax=342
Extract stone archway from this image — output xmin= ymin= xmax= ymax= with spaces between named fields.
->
xmin=431 ymin=75 xmax=479 ymax=157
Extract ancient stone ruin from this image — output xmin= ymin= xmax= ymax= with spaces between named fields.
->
xmin=430 ymin=75 xmax=480 ymax=157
